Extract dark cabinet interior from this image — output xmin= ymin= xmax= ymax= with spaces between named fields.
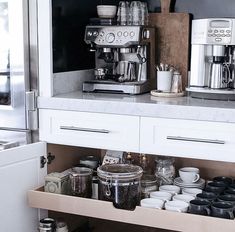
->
xmin=52 ymin=0 xmax=235 ymax=72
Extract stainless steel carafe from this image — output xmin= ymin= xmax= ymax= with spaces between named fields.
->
xmin=209 ymin=63 xmax=230 ymax=89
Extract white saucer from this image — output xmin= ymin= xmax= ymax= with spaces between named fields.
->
xmin=150 ymin=90 xmax=185 ymax=98
xmin=173 ymin=177 xmax=205 ymax=189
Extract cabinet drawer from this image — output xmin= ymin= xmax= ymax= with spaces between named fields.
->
xmin=28 ymin=188 xmax=235 ymax=232
xmin=39 ymin=109 xmax=140 ymax=152
xmin=140 ymin=117 xmax=235 ymax=162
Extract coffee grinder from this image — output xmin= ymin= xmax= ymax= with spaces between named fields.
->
xmin=187 ymin=18 xmax=235 ymax=100
xmin=83 ymin=25 xmax=155 ymax=94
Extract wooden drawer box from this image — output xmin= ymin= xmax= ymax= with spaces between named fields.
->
xmin=140 ymin=117 xmax=235 ymax=162
xmin=39 ymin=109 xmax=140 ymax=152
xmin=28 ymin=188 xmax=235 ymax=232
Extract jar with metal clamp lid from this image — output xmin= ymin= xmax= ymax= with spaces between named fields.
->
xmin=97 ymin=164 xmax=143 ymax=210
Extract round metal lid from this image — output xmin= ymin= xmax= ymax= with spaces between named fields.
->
xmin=97 ymin=164 xmax=143 ymax=179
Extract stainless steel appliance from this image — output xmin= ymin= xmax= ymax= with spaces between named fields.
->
xmin=187 ymin=18 xmax=235 ymax=100
xmin=83 ymin=25 xmax=155 ymax=94
xmin=0 ymin=0 xmax=38 ymax=147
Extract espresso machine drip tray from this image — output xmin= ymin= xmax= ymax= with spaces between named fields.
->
xmin=186 ymin=87 xmax=235 ymax=101
xmin=83 ymin=80 xmax=150 ymax=95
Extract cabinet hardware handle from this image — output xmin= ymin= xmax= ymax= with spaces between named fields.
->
xmin=0 ymin=127 xmax=30 ymax=132
xmin=166 ymin=136 xmax=225 ymax=145
xmin=60 ymin=126 xmax=110 ymax=134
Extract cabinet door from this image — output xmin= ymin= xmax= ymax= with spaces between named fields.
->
xmin=0 ymin=142 xmax=47 ymax=232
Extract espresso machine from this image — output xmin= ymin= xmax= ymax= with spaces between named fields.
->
xmin=83 ymin=25 xmax=155 ymax=94
xmin=187 ymin=18 xmax=235 ymax=100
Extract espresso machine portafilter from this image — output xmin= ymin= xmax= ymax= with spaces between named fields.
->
xmin=188 ymin=18 xmax=235 ymax=100
xmin=83 ymin=25 xmax=155 ymax=94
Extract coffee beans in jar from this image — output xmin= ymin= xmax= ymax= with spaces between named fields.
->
xmin=69 ymin=167 xmax=93 ymax=198
xmin=97 ymin=164 xmax=143 ymax=210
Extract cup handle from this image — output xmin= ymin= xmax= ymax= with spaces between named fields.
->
xmin=193 ymin=174 xmax=200 ymax=183
xmin=226 ymin=211 xmax=234 ymax=219
xmin=176 ymin=209 xmax=182 ymax=213
xmin=205 ymin=207 xmax=211 ymax=216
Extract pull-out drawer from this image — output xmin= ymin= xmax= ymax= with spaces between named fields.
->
xmin=39 ymin=109 xmax=140 ymax=152
xmin=140 ymin=117 xmax=235 ymax=162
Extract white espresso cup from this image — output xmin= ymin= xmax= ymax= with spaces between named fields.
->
xmin=165 ymin=200 xmax=189 ymax=213
xmin=150 ymin=191 xmax=172 ymax=201
xmin=182 ymin=188 xmax=202 ymax=197
xmin=159 ymin=185 xmax=181 ymax=195
xmin=179 ymin=167 xmax=200 ymax=183
xmin=173 ymin=194 xmax=195 ymax=203
xmin=140 ymin=198 xmax=165 ymax=209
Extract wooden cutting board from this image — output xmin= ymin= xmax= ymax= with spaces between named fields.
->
xmin=149 ymin=0 xmax=191 ymax=90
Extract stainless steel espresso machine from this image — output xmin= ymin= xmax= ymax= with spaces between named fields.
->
xmin=83 ymin=25 xmax=155 ymax=94
xmin=187 ymin=18 xmax=235 ymax=100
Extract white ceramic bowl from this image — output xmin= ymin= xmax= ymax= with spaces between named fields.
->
xmin=97 ymin=5 xmax=117 ymax=18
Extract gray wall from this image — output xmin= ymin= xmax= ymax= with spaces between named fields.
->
xmin=148 ymin=0 xmax=235 ymax=19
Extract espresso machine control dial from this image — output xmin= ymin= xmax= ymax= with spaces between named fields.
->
xmin=105 ymin=33 xmax=115 ymax=43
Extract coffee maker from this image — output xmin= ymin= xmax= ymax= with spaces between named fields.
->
xmin=187 ymin=18 xmax=235 ymax=100
xmin=83 ymin=25 xmax=155 ymax=94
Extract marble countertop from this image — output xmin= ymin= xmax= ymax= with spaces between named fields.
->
xmin=38 ymin=91 xmax=235 ymax=123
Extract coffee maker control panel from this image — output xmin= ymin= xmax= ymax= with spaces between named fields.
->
xmin=192 ymin=18 xmax=235 ymax=45
xmin=85 ymin=26 xmax=143 ymax=47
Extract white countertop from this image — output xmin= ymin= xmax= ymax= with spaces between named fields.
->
xmin=38 ymin=91 xmax=235 ymax=123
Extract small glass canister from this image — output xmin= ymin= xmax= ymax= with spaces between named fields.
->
xmin=97 ymin=164 xmax=143 ymax=210
xmin=69 ymin=167 xmax=93 ymax=198
xmin=155 ymin=156 xmax=176 ymax=186
xmin=141 ymin=174 xmax=158 ymax=198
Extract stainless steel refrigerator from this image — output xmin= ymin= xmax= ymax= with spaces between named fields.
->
xmin=0 ymin=0 xmax=38 ymax=149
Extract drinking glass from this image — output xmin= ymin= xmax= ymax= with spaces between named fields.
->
xmin=117 ymin=1 xmax=130 ymax=25
xmin=141 ymin=2 xmax=149 ymax=25
xmin=129 ymin=1 xmax=142 ymax=25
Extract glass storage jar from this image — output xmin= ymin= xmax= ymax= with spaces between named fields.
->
xmin=141 ymin=174 xmax=158 ymax=198
xmin=155 ymin=156 xmax=176 ymax=185
xmin=97 ymin=164 xmax=143 ymax=210
xmin=69 ymin=167 xmax=93 ymax=198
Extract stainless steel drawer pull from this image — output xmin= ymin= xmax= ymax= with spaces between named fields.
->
xmin=60 ymin=126 xmax=110 ymax=134
xmin=166 ymin=136 xmax=225 ymax=145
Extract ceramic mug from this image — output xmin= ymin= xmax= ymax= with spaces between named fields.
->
xmin=205 ymin=181 xmax=227 ymax=194
xmin=157 ymin=71 xmax=173 ymax=92
xmin=159 ymin=185 xmax=181 ymax=195
xmin=189 ymin=199 xmax=211 ymax=216
xmin=140 ymin=198 xmax=165 ymax=209
xmin=196 ymin=192 xmax=217 ymax=202
xmin=173 ymin=194 xmax=195 ymax=203
xmin=179 ymin=167 xmax=200 ymax=184
xmin=165 ymin=200 xmax=189 ymax=213
xmin=182 ymin=188 xmax=202 ymax=197
xmin=211 ymin=202 xmax=234 ymax=219
xmin=150 ymin=191 xmax=172 ymax=201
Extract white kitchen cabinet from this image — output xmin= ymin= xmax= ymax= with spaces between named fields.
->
xmin=140 ymin=117 xmax=235 ymax=162
xmin=0 ymin=142 xmax=47 ymax=232
xmin=2 ymin=115 xmax=235 ymax=231
xmin=39 ymin=109 xmax=140 ymax=152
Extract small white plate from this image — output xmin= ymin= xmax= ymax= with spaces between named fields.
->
xmin=173 ymin=177 xmax=205 ymax=189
